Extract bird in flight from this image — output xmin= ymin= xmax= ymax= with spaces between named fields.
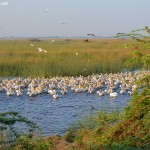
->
xmin=117 ymin=33 xmax=125 ymax=35
xmin=87 ymin=33 xmax=96 ymax=37
xmin=61 ymin=22 xmax=67 ymax=25
xmin=46 ymin=9 xmax=51 ymax=13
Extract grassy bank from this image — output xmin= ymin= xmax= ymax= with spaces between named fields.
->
xmin=0 ymin=38 xmax=141 ymax=77
xmin=62 ymin=87 xmax=150 ymax=150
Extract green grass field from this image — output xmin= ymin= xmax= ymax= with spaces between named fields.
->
xmin=0 ymin=38 xmax=142 ymax=77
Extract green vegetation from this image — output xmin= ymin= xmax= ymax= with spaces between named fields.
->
xmin=9 ymin=136 xmax=53 ymax=150
xmin=0 ymin=38 xmax=144 ymax=77
xmin=66 ymin=88 xmax=149 ymax=150
xmin=0 ymin=112 xmax=41 ymax=149
xmin=63 ymin=27 xmax=150 ymax=149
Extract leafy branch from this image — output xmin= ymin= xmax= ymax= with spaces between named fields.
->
xmin=116 ymin=26 xmax=150 ymax=70
xmin=0 ymin=111 xmax=41 ymax=144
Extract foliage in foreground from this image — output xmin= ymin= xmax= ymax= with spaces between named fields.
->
xmin=64 ymin=27 xmax=150 ymax=149
xmin=0 ymin=112 xmax=41 ymax=149
xmin=9 ymin=136 xmax=53 ymax=150
xmin=117 ymin=26 xmax=150 ymax=70
xmin=63 ymin=88 xmax=150 ymax=150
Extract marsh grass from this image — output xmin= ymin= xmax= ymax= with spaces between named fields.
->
xmin=0 ymin=38 xmax=148 ymax=77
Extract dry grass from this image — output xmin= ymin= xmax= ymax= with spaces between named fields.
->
xmin=0 ymin=38 xmax=141 ymax=77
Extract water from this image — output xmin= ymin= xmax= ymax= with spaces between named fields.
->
xmin=0 ymin=89 xmax=131 ymax=137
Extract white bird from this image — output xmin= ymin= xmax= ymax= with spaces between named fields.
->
xmin=52 ymin=90 xmax=59 ymax=99
xmin=37 ymin=47 xmax=43 ymax=52
xmin=30 ymin=44 xmax=34 ymax=47
xmin=46 ymin=9 xmax=51 ymax=13
xmin=48 ymin=89 xmax=56 ymax=95
xmin=43 ymin=50 xmax=47 ymax=53
xmin=97 ymin=90 xmax=104 ymax=96
xmin=53 ymin=93 xmax=59 ymax=99
xmin=76 ymin=52 xmax=78 ymax=55
xmin=51 ymin=40 xmax=55 ymax=43
xmin=16 ymin=91 xmax=23 ymax=96
xmin=123 ymin=44 xmax=128 ymax=48
xmin=128 ymin=91 xmax=133 ymax=95
xmin=110 ymin=92 xmax=118 ymax=98
xmin=6 ymin=89 xmax=15 ymax=96
xmin=120 ymin=89 xmax=125 ymax=94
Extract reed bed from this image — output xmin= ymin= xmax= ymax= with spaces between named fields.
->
xmin=0 ymin=38 xmax=144 ymax=77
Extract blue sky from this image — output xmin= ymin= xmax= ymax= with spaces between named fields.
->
xmin=0 ymin=0 xmax=150 ymax=37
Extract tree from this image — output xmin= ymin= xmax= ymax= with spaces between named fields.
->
xmin=117 ymin=26 xmax=150 ymax=88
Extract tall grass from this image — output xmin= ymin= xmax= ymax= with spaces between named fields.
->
xmin=0 ymin=38 xmax=146 ymax=77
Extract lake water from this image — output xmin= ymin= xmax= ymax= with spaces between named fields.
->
xmin=0 ymin=89 xmax=131 ymax=137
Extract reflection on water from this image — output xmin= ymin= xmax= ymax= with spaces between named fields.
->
xmin=0 ymin=90 xmax=131 ymax=136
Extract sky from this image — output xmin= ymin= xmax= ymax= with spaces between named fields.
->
xmin=0 ymin=0 xmax=150 ymax=37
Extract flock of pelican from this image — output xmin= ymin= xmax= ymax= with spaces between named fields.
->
xmin=0 ymin=71 xmax=149 ymax=99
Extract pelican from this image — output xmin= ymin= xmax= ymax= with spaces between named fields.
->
xmin=52 ymin=91 xmax=59 ymax=99
xmin=48 ymin=89 xmax=56 ymax=95
xmin=43 ymin=50 xmax=47 ymax=53
xmin=128 ymin=91 xmax=133 ymax=95
xmin=16 ymin=90 xmax=23 ymax=96
xmin=120 ymin=89 xmax=125 ymax=94
xmin=123 ymin=44 xmax=127 ymax=48
xmin=46 ymin=9 xmax=51 ymax=13
xmin=37 ymin=47 xmax=43 ymax=52
xmin=110 ymin=92 xmax=118 ymax=98
xmin=51 ymin=40 xmax=55 ymax=43
xmin=88 ymin=87 xmax=94 ymax=94
xmin=6 ymin=89 xmax=15 ymax=96
xmin=97 ymin=90 xmax=104 ymax=96
xmin=53 ymin=93 xmax=59 ymax=99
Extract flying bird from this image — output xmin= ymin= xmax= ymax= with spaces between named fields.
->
xmin=87 ymin=33 xmax=96 ymax=37
xmin=61 ymin=22 xmax=67 ymax=25
xmin=46 ymin=9 xmax=51 ymax=13
xmin=123 ymin=44 xmax=128 ymax=48
xmin=117 ymin=33 xmax=125 ymax=35
xmin=51 ymin=40 xmax=55 ymax=43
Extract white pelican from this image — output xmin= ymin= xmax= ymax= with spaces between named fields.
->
xmin=16 ymin=90 xmax=23 ymax=96
xmin=51 ymin=40 xmax=55 ymax=43
xmin=53 ymin=94 xmax=59 ymax=99
xmin=120 ymin=89 xmax=125 ymax=94
xmin=43 ymin=50 xmax=47 ymax=53
xmin=97 ymin=90 xmax=104 ymax=96
xmin=110 ymin=92 xmax=118 ymax=98
xmin=52 ymin=90 xmax=59 ymax=99
xmin=37 ymin=47 xmax=43 ymax=52
xmin=6 ymin=89 xmax=15 ymax=96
